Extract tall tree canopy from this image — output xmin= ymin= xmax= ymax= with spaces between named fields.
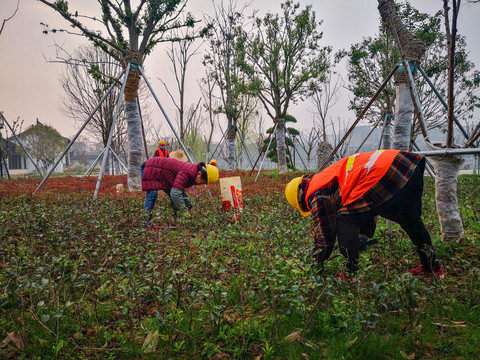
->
xmin=39 ymin=0 xmax=205 ymax=190
xmin=203 ymin=0 xmax=256 ymax=170
xmin=344 ymin=1 xmax=479 ymax=141
xmin=19 ymin=123 xmax=68 ymax=174
xmin=237 ymin=0 xmax=331 ymax=173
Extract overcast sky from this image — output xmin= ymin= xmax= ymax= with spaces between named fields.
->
xmin=1 ymin=0 xmax=479 ymax=140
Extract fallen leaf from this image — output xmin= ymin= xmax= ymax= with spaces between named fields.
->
xmin=304 ymin=341 xmax=319 ymax=350
xmin=85 ymin=328 xmax=97 ymax=337
xmin=451 ymin=321 xmax=467 ymax=325
xmin=407 ymin=353 xmax=416 ymax=359
xmin=285 ymin=331 xmax=302 ymax=342
xmin=345 ymin=336 xmax=358 ymax=349
xmin=425 ymin=342 xmax=434 ymax=351
xmin=142 ymin=330 xmax=159 ymax=354
xmin=7 ymin=332 xmax=24 ymax=349
xmin=209 ymin=352 xmax=230 ymax=360
xmin=301 ymin=353 xmax=310 ymax=360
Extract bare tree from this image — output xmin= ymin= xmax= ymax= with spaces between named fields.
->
xmin=329 ymin=117 xmax=353 ymax=161
xmin=297 ymin=125 xmax=321 ymax=170
xmin=60 ymin=45 xmax=127 ymax=158
xmin=0 ymin=0 xmax=20 ymax=36
xmin=159 ymin=29 xmax=203 ymax=141
xmin=310 ymin=72 xmax=344 ymax=143
xmin=199 ymin=70 xmax=219 ymax=160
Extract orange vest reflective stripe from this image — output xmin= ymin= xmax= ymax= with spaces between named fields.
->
xmin=306 ymin=149 xmax=401 ymax=209
xmin=157 ymin=148 xmax=169 ymax=157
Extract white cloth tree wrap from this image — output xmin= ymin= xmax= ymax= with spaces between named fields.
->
xmin=393 ymin=84 xmax=414 ymax=151
xmin=125 ymin=100 xmax=144 ymax=191
xmin=430 ymin=154 xmax=465 ymax=241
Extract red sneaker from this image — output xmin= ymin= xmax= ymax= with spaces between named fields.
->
xmin=409 ymin=265 xmax=444 ymax=276
xmin=335 ymin=273 xmax=363 ymax=286
xmin=335 ymin=272 xmax=349 ymax=281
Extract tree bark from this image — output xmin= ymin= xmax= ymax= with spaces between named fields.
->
xmin=381 ymin=117 xmax=394 ymax=149
xmin=276 ymin=121 xmax=287 ymax=173
xmin=392 ymin=84 xmax=414 ymax=150
xmin=430 ymin=151 xmax=464 ymax=241
xmin=316 ymin=141 xmax=333 ymax=172
xmin=227 ymin=126 xmax=236 ymax=171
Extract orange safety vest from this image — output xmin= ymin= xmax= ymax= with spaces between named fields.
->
xmin=306 ymin=149 xmax=401 ymax=209
xmin=157 ymin=147 xmax=169 ymax=157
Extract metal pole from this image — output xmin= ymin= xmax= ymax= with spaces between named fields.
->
xmin=83 ymin=148 xmax=105 ymax=176
xmin=33 ymin=70 xmax=123 ymax=194
xmin=0 ymin=112 xmax=45 ymax=178
xmin=354 ymin=115 xmax=383 ymax=153
xmin=139 ymin=67 xmax=193 ymax=163
xmin=401 ymin=59 xmax=430 ymax=142
xmin=236 ymin=129 xmax=255 ymax=168
xmin=209 ymin=128 xmax=228 ymax=163
xmin=417 ymin=64 xmax=470 ymax=141
xmin=249 ymin=124 xmax=277 ymax=176
xmin=412 ymin=148 xmax=480 ymax=156
xmin=255 ymin=123 xmax=278 ymax=182
xmin=110 ymin=148 xmax=128 ymax=173
xmin=93 ymin=64 xmax=131 ymax=199
xmin=137 ymin=97 xmax=150 ymax=159
xmin=411 ymin=141 xmax=436 ymax=179
xmin=319 ymin=64 xmax=400 ymax=171
xmin=286 ymin=133 xmax=308 ymax=172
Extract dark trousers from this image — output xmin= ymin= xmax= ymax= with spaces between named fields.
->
xmin=336 ymin=164 xmax=439 ymax=273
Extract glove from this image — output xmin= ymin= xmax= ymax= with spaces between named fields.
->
xmin=184 ymin=197 xmax=193 ymax=210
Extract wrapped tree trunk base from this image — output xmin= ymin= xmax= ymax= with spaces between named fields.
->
xmin=125 ymin=100 xmax=144 ymax=191
xmin=392 ymin=84 xmax=414 ymax=151
xmin=227 ymin=129 xmax=236 ymax=171
xmin=430 ymin=151 xmax=464 ymax=242
xmin=381 ymin=119 xmax=394 ymax=150
xmin=276 ymin=124 xmax=287 ymax=174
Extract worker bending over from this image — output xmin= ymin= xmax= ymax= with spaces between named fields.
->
xmin=141 ymin=156 xmax=219 ymax=226
xmin=285 ymin=149 xmax=443 ymax=277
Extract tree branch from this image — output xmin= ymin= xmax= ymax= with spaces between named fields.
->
xmin=0 ymin=0 xmax=20 ymax=36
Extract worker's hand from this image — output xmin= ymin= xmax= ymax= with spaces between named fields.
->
xmin=184 ymin=197 xmax=193 ymax=210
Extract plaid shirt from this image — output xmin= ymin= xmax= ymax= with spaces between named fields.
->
xmin=309 ymin=151 xmax=424 ymax=260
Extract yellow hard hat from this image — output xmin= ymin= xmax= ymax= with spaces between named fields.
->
xmin=209 ymin=159 xmax=217 ymax=167
xmin=159 ymin=139 xmax=166 ymax=146
xmin=206 ymin=164 xmax=219 ymax=184
xmin=285 ymin=177 xmax=311 ymax=217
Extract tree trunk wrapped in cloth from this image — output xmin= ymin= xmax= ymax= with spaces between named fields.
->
xmin=428 ymin=143 xmax=464 ymax=242
xmin=122 ymin=51 xmax=145 ymax=191
xmin=378 ymin=0 xmax=426 ymax=151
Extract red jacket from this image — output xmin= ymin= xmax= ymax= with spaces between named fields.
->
xmin=142 ymin=157 xmax=198 ymax=191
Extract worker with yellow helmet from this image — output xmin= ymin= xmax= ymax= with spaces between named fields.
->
xmin=285 ymin=149 xmax=443 ymax=279
xmin=141 ymin=155 xmax=219 ymax=226
xmin=154 ymin=139 xmax=169 ymax=157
